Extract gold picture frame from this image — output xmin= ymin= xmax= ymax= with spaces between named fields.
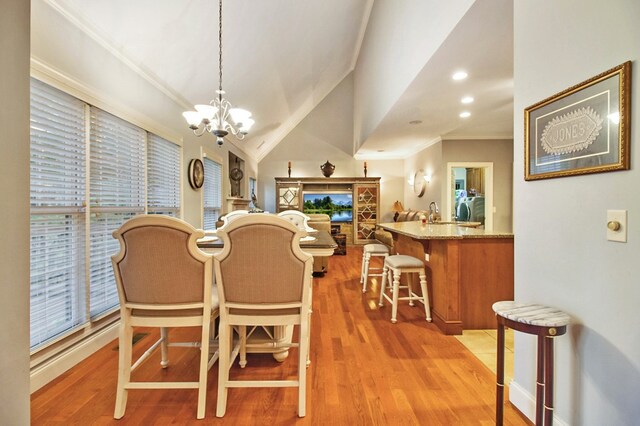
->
xmin=525 ymin=61 xmax=631 ymax=180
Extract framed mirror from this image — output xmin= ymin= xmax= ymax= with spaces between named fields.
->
xmin=413 ymin=170 xmax=426 ymax=197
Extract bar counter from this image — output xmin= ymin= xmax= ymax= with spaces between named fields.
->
xmin=377 ymin=222 xmax=514 ymax=335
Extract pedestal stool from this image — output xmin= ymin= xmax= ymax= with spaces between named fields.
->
xmin=378 ymin=255 xmax=431 ymax=323
xmin=359 ymin=243 xmax=390 ymax=293
xmin=492 ymin=301 xmax=570 ymax=426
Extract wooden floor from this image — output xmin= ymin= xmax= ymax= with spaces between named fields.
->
xmin=31 ymin=247 xmax=531 ymax=425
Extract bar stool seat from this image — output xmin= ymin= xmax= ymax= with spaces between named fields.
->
xmin=378 ymin=255 xmax=431 ymax=323
xmin=360 ymin=243 xmax=390 ymax=293
xmin=492 ymin=301 xmax=570 ymax=426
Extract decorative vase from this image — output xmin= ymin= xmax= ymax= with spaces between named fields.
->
xmin=320 ymin=160 xmax=335 ymax=178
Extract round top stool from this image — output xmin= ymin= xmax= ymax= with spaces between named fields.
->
xmin=384 ymin=254 xmax=424 ymax=269
xmin=378 ymin=254 xmax=431 ymax=323
xmin=492 ymin=301 xmax=570 ymax=426
xmin=360 ymin=244 xmax=390 ymax=293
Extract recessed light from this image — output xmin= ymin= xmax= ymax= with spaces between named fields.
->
xmin=377 ymin=149 xmax=385 ymax=152
xmin=459 ymin=111 xmax=471 ymax=118
xmin=409 ymin=120 xmax=423 ymax=125
xmin=461 ymin=96 xmax=474 ymax=104
xmin=452 ymin=71 xmax=468 ymax=81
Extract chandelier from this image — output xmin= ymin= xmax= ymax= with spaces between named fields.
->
xmin=182 ymin=0 xmax=254 ymax=146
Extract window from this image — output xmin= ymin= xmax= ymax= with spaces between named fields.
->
xmin=147 ymin=134 xmax=181 ymax=216
xmin=30 ymin=79 xmax=87 ymax=349
xmin=29 ymin=78 xmax=182 ymax=350
xmin=89 ymin=107 xmax=146 ymax=317
xmin=203 ymin=157 xmax=222 ymax=230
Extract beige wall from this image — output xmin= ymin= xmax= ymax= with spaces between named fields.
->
xmin=259 ymin=73 xmax=404 ymax=222
xmin=402 ymin=142 xmax=443 ymax=212
xmin=0 ymin=0 xmax=31 ymax=422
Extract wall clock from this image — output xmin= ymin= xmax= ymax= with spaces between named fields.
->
xmin=413 ymin=170 xmax=426 ymax=197
xmin=188 ymin=158 xmax=204 ymax=189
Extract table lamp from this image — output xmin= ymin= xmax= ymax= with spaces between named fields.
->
xmin=392 ymin=201 xmax=404 ymax=222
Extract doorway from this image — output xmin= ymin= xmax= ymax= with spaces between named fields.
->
xmin=445 ymin=162 xmax=493 ymax=231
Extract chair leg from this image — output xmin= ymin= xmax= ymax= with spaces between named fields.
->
xmin=196 ymin=319 xmax=211 ymax=419
xmin=419 ymin=271 xmax=432 ymax=322
xmin=378 ymin=264 xmax=389 ymax=306
xmin=407 ymin=274 xmax=415 ymax=306
xmin=391 ymin=270 xmax=400 ymax=323
xmin=359 ymin=251 xmax=366 ymax=284
xmin=114 ymin=321 xmax=133 ymax=419
xmin=362 ymin=253 xmax=371 ymax=293
xmin=160 ymin=327 xmax=169 ymax=368
xmin=239 ymin=325 xmax=247 ymax=368
xmin=298 ymin=314 xmax=309 ymax=417
xmin=216 ymin=323 xmax=231 ymax=418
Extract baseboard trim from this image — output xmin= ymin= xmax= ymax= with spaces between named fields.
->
xmin=30 ymin=322 xmax=119 ymax=393
xmin=509 ymin=380 xmax=569 ymax=426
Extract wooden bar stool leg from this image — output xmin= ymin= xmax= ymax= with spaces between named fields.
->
xmin=362 ymin=253 xmax=371 ymax=293
xmin=378 ymin=263 xmax=389 ymax=307
xmin=496 ymin=322 xmax=505 ymax=426
xmin=391 ymin=269 xmax=400 ymax=323
xmin=418 ymin=271 xmax=431 ymax=321
xmin=544 ymin=336 xmax=555 ymax=425
xmin=407 ymin=273 xmax=414 ymax=306
xmin=536 ymin=335 xmax=545 ymax=425
xmin=360 ymin=251 xmax=366 ymax=284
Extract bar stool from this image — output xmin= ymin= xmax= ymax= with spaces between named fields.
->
xmin=492 ymin=301 xmax=570 ymax=426
xmin=378 ymin=255 xmax=431 ymax=323
xmin=359 ymin=243 xmax=390 ymax=293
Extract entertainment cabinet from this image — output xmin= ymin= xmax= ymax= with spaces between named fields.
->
xmin=274 ymin=177 xmax=380 ymax=245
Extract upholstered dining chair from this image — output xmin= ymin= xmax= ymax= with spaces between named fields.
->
xmin=213 ymin=214 xmax=313 ymax=417
xmin=277 ymin=209 xmax=316 ymax=232
xmin=219 ymin=209 xmax=250 ymax=229
xmin=111 ymin=215 xmax=219 ymax=419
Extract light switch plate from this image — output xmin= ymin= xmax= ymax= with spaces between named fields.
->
xmin=607 ymin=210 xmax=627 ymax=242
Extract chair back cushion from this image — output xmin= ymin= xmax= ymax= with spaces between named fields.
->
xmin=117 ymin=224 xmax=205 ymax=304
xmin=218 ymin=222 xmax=307 ymax=304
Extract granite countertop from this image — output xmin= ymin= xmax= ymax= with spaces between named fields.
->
xmin=377 ymin=221 xmax=514 ymax=240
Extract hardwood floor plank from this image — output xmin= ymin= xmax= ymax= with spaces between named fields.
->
xmin=31 ymin=246 xmax=531 ymax=425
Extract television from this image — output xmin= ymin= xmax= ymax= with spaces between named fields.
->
xmin=303 ymin=192 xmax=353 ymax=223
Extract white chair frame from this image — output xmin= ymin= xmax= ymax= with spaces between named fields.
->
xmin=213 ymin=214 xmax=313 ymax=418
xmin=277 ymin=210 xmax=317 ymax=232
xmin=111 ymin=215 xmax=219 ymax=419
xmin=378 ymin=255 xmax=432 ymax=324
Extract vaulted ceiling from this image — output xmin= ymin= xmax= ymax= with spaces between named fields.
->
xmin=38 ymin=0 xmax=513 ymax=161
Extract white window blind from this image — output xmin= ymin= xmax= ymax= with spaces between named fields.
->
xmin=203 ymin=158 xmax=222 ymax=230
xmin=29 ymin=78 xmax=87 ymax=349
xmin=89 ymin=107 xmax=146 ymax=317
xmin=147 ymin=134 xmax=180 ymax=216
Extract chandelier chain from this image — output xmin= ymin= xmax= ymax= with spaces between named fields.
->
xmin=218 ymin=0 xmax=223 ymax=96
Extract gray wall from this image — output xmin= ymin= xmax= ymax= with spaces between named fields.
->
xmin=513 ymin=1 xmax=640 ymax=424
xmin=0 ymin=0 xmax=31 ymax=423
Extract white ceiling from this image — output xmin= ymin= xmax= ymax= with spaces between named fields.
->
xmin=48 ymin=0 xmax=513 ymax=160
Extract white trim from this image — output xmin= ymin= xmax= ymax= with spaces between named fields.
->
xmin=509 ymin=380 xmax=569 ymax=426
xmin=445 ymin=162 xmax=494 ymax=231
xmin=43 ymin=0 xmax=191 ymax=111
xmin=30 ymin=57 xmax=183 ymax=147
xmin=30 ymin=322 xmax=119 ymax=393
